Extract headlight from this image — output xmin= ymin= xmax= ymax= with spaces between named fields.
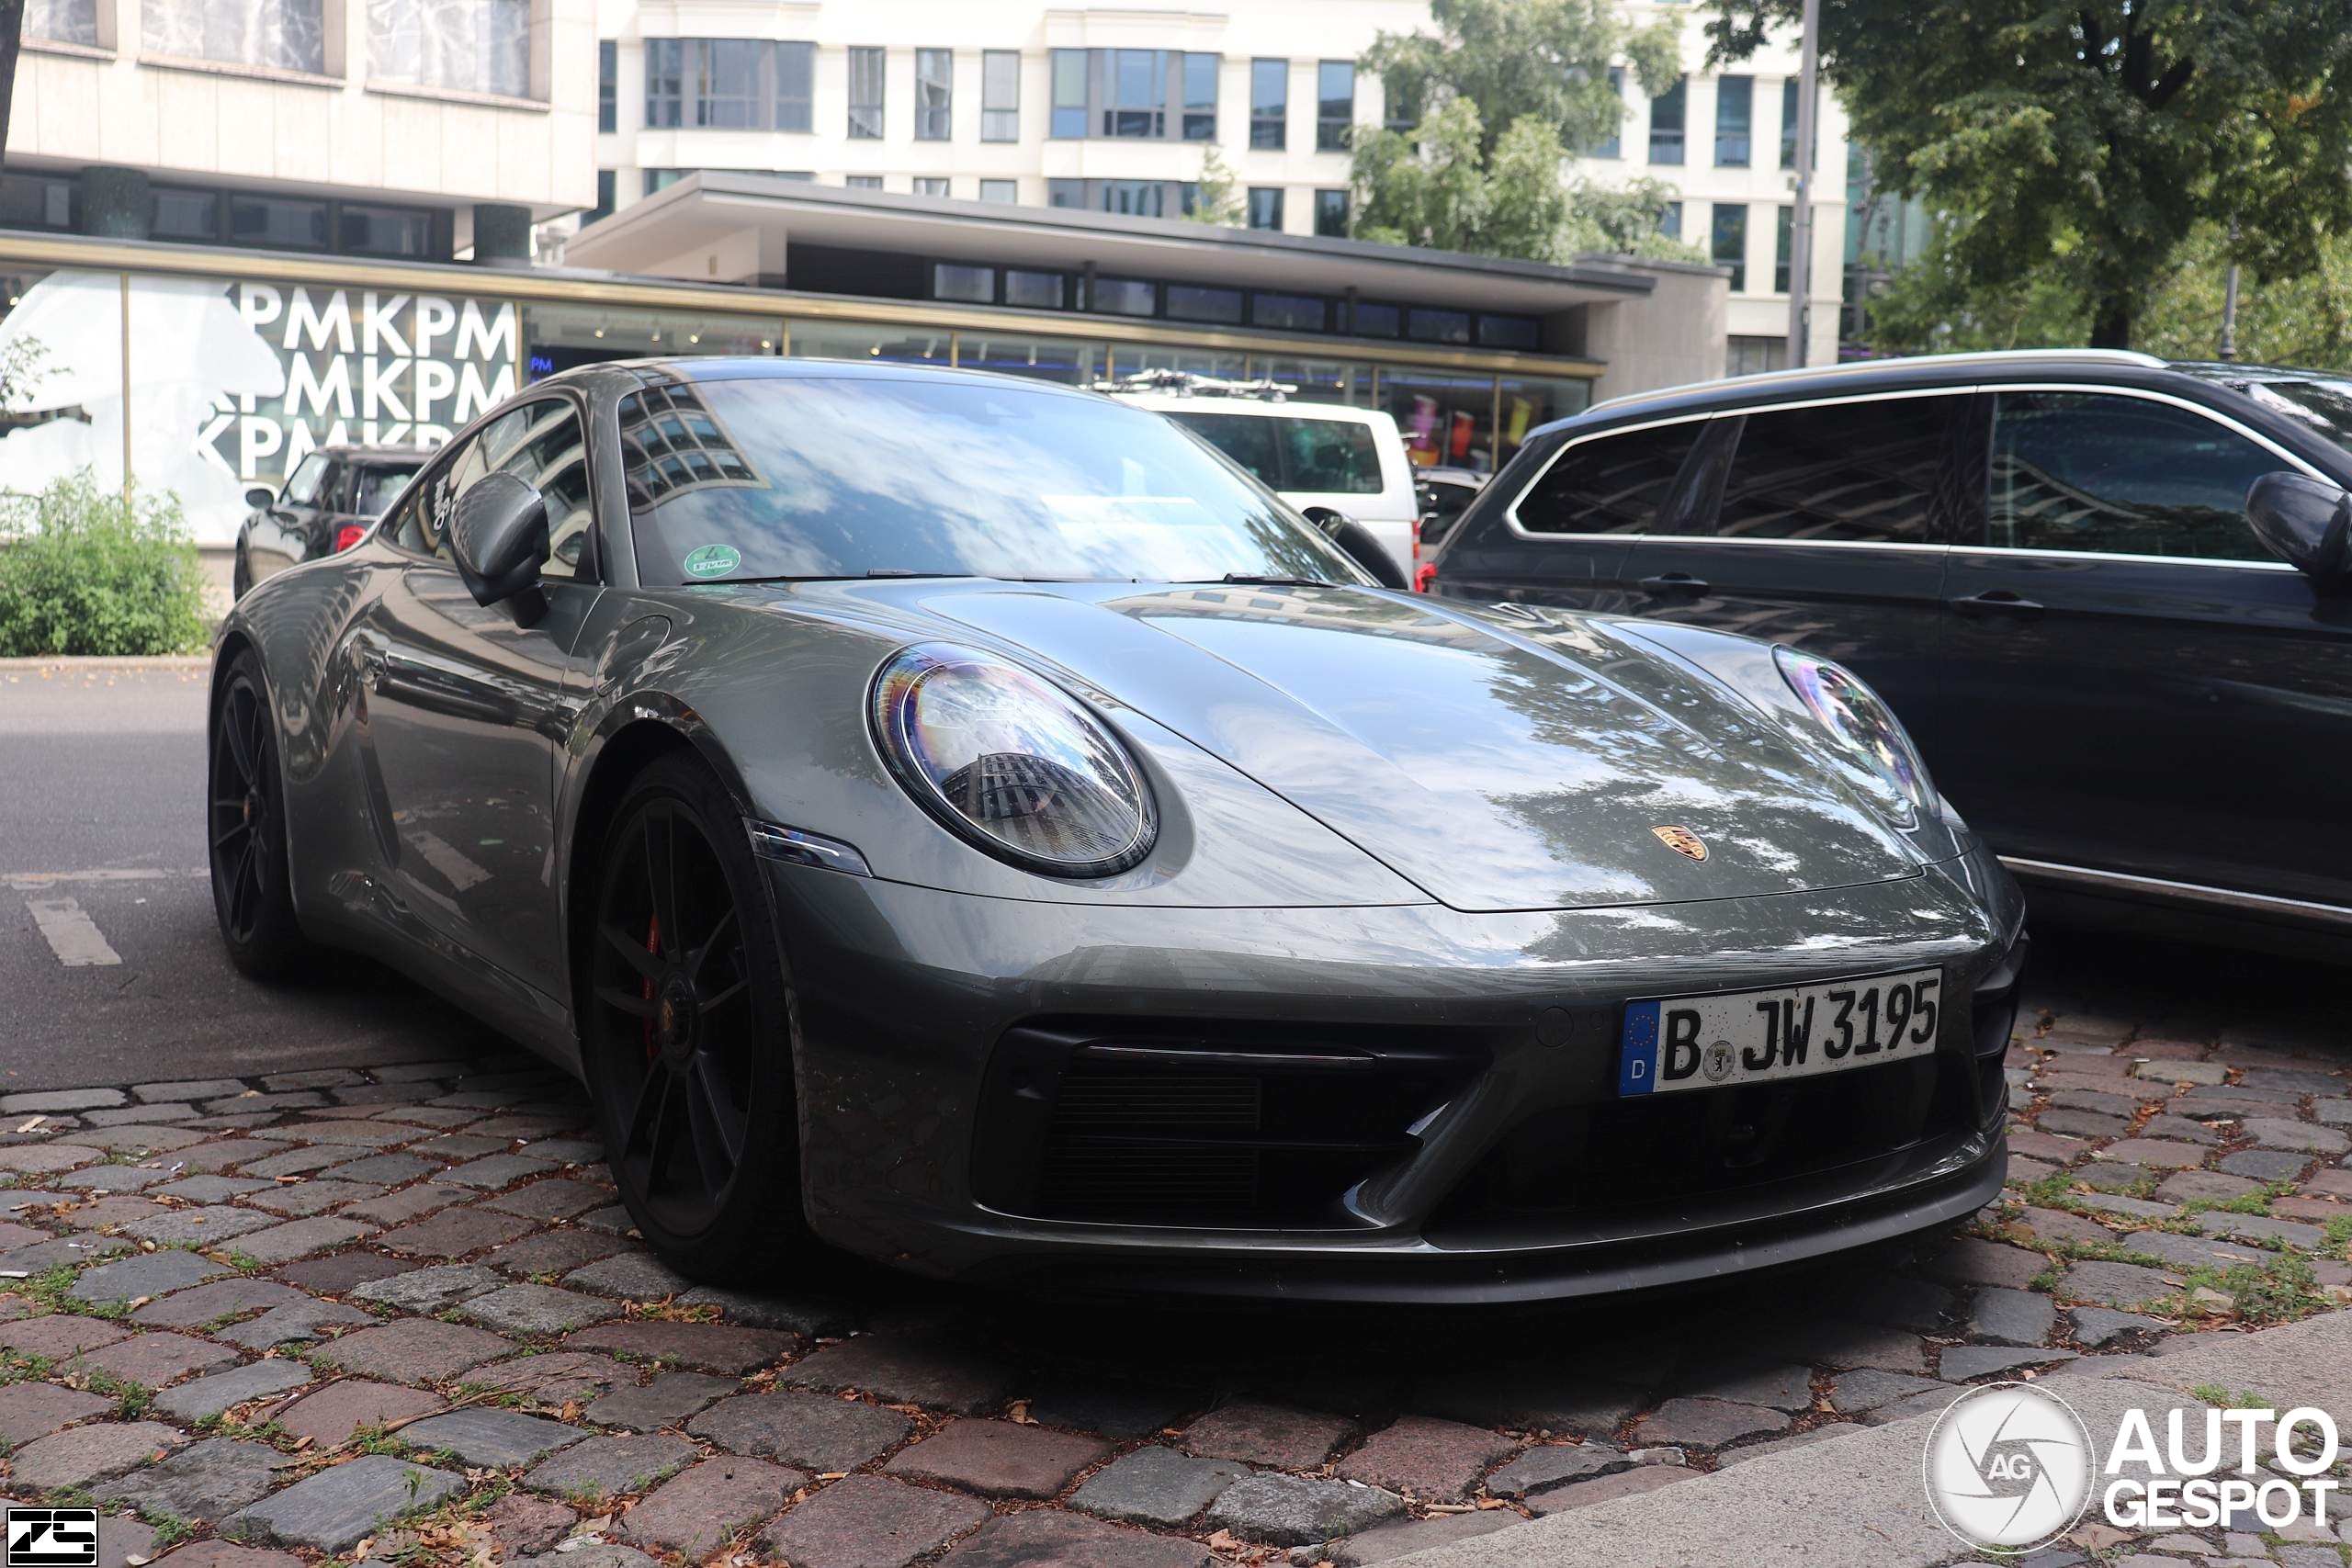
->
xmin=870 ymin=644 xmax=1157 ymax=876
xmin=1772 ymin=647 xmax=1935 ymax=826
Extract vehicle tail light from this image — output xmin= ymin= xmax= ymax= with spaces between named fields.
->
xmin=1410 ymin=517 xmax=1423 ymax=592
xmin=334 ymin=524 xmax=367 ymax=553
xmin=1415 ymin=560 xmax=1438 ymax=592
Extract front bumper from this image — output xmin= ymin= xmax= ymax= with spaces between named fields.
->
xmin=762 ymin=836 xmax=2024 ymax=1303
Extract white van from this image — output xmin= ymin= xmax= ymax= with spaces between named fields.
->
xmin=1099 ymin=381 xmax=1423 ymax=577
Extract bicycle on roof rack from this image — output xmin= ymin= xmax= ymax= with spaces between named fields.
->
xmin=1090 ymin=368 xmax=1299 ymax=401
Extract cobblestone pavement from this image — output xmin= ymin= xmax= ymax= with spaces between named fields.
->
xmin=0 ymin=988 xmax=2348 ymax=1568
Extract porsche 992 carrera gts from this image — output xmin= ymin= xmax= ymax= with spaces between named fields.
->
xmin=209 ymin=358 xmax=2025 ymax=1302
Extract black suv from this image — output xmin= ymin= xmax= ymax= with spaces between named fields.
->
xmin=1430 ymin=349 xmax=2352 ymax=942
xmin=233 ymin=446 xmax=423 ymax=599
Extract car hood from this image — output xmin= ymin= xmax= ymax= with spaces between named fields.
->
xmin=804 ymin=581 xmax=1922 ymax=913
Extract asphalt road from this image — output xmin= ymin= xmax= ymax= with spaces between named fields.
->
xmin=0 ymin=660 xmax=2335 ymax=1095
xmin=0 ymin=659 xmax=509 ymax=1093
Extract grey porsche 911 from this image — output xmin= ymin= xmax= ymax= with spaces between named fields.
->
xmin=208 ymin=358 xmax=2025 ymax=1303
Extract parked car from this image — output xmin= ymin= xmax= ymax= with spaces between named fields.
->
xmin=1096 ymin=373 xmax=1422 ymax=577
xmin=210 ymin=356 xmax=2022 ymax=1301
xmin=1429 ymin=347 xmax=2352 ymax=944
xmin=1413 ymin=465 xmax=1489 ymax=587
xmin=232 ymin=446 xmax=424 ymax=599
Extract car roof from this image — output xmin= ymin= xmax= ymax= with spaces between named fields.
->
xmin=1101 ymin=390 xmax=1397 ymax=424
xmin=1583 ymin=349 xmax=2168 ymax=423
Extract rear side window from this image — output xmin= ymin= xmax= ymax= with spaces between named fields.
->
xmin=1512 ymin=421 xmax=1701 ymax=534
xmin=1714 ymin=396 xmax=1953 ymax=544
xmin=1170 ymin=412 xmax=1385 ymax=496
xmin=1989 ymin=391 xmax=2283 ymax=562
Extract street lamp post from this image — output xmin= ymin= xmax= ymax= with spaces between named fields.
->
xmin=1785 ymin=0 xmax=1822 ymax=368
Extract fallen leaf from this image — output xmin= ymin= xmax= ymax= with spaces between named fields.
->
xmin=1205 ymin=1530 xmax=1245 ymax=1552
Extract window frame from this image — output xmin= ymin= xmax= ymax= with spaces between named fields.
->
xmin=1713 ymin=74 xmax=1752 ymax=167
xmin=1250 ymin=57 xmax=1287 ymax=150
xmin=1647 ymin=76 xmax=1686 ymax=164
xmin=847 ymin=45 xmax=886 ymax=139
xmin=1973 ymin=381 xmax=2323 ymax=570
xmin=598 ymin=39 xmax=616 ymax=132
xmin=1315 ymin=60 xmax=1353 ymax=152
xmin=914 ymin=47 xmax=952 ymax=140
xmin=981 ymin=49 xmax=1020 ymax=141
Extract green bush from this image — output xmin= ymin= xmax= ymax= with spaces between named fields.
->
xmin=0 ymin=473 xmax=209 ymax=657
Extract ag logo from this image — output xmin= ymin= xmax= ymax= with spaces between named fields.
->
xmin=6 ymin=1507 xmax=98 ymax=1567
xmin=1651 ymin=825 xmax=1707 ymax=861
xmin=1923 ymin=1382 xmax=2093 ymax=1552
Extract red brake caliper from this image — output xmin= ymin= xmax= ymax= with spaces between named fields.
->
xmin=641 ymin=915 xmax=662 ymax=1064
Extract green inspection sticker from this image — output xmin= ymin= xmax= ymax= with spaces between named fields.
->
xmin=682 ymin=544 xmax=741 ymax=579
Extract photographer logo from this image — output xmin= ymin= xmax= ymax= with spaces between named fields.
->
xmin=1924 ymin=1382 xmax=2094 ymax=1551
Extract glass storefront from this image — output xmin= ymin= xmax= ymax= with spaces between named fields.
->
xmin=953 ymin=331 xmax=1103 ymax=386
xmin=1108 ymin=341 xmax=1246 ymax=379
xmin=1382 ymin=368 xmax=1498 ymax=472
xmin=1498 ymin=376 xmax=1589 ymax=464
xmin=788 ymin=317 xmax=952 ymax=367
xmin=523 ymin=300 xmax=774 ymax=378
xmin=1252 ymin=356 xmax=1374 ymax=408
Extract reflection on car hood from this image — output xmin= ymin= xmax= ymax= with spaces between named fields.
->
xmin=813 ymin=581 xmax=1921 ymax=913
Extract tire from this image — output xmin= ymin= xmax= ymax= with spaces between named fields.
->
xmin=208 ymin=649 xmax=309 ymax=978
xmin=580 ymin=751 xmax=808 ymax=1281
xmin=231 ymin=548 xmax=252 ymax=602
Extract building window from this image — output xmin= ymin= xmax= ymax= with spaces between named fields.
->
xmin=1246 ymin=186 xmax=1283 ymax=230
xmin=1091 ymin=277 xmax=1157 ymax=316
xmin=1781 ymin=76 xmax=1813 ymax=169
xmin=978 ymin=178 xmax=1017 ymax=204
xmin=848 ymin=46 xmax=885 ymax=138
xmin=1658 ymin=200 xmax=1682 ymax=241
xmin=1317 ymin=61 xmax=1353 ymax=152
xmin=1167 ymin=284 xmax=1244 ymax=324
xmin=1101 ymin=179 xmax=1166 ymax=217
xmin=933 ymin=263 xmax=993 ymax=302
xmin=149 ymin=186 xmax=218 ymax=241
xmin=845 ymin=175 xmax=882 ymax=189
xmin=645 ymin=39 xmax=814 ymax=131
xmin=144 ymin=0 xmax=325 ymax=73
xmin=1183 ymin=51 xmax=1218 ymax=140
xmin=1005 ymin=269 xmax=1063 ymax=308
xmin=1250 ymin=58 xmax=1286 ymax=150
xmin=597 ymin=39 xmax=616 ymax=130
xmin=369 ymin=0 xmax=531 ymax=98
xmin=1313 ymin=187 xmax=1349 ymax=238
xmin=1108 ymin=50 xmax=1163 ymax=137
xmin=1408 ymin=308 xmax=1472 ymax=344
xmin=1712 ymin=202 xmax=1747 ymax=290
xmin=586 ymin=169 xmax=616 ymax=223
xmin=1478 ymin=314 xmax=1541 ymax=350
xmin=1776 ymin=204 xmax=1793 ymax=292
xmin=1046 ymin=178 xmax=1085 ymax=207
xmin=644 ymin=169 xmax=683 ymax=197
xmin=1252 ymin=292 xmax=1327 ymax=332
xmin=340 ymin=202 xmax=436 ymax=258
xmin=1348 ymin=300 xmax=1400 ymax=337
xmin=1596 ymin=65 xmax=1623 ymax=157
xmin=1714 ymin=75 xmax=1752 ymax=166
xmin=915 ymin=48 xmax=952 ymax=140
xmin=1050 ymin=50 xmax=1086 ymax=138
xmin=1726 ymin=335 xmax=1789 ymax=377
xmin=913 ymin=176 xmax=950 ymax=197
xmin=1648 ymin=76 xmax=1685 ymax=164
xmin=231 ymin=193 xmax=329 ymax=251
xmin=982 ymin=50 xmax=1019 ymax=141
xmin=0 ymin=172 xmax=75 ymax=230
xmin=23 ymin=0 xmax=98 ymax=47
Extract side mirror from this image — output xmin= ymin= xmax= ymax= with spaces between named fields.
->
xmin=245 ymin=487 xmax=276 ymax=510
xmin=451 ymin=471 xmax=551 ymax=627
xmin=1301 ymin=504 xmax=1409 ymax=591
xmin=2248 ymin=472 xmax=2352 ymax=590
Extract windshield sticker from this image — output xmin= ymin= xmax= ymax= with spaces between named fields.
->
xmin=682 ymin=544 xmax=741 ymax=579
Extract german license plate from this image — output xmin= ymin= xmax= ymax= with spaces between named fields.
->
xmin=1617 ymin=967 xmax=1941 ymax=1097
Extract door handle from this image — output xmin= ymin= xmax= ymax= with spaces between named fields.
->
xmin=1947 ymin=590 xmax=2045 ymax=620
xmin=1638 ymin=573 xmax=1710 ymax=596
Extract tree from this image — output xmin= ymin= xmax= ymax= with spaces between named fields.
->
xmin=0 ymin=0 xmax=22 ymax=175
xmin=1351 ymin=0 xmax=1690 ymax=263
xmin=1184 ymin=144 xmax=1246 ymax=227
xmin=1705 ymin=0 xmax=2352 ymax=350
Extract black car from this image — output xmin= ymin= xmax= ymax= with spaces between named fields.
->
xmin=1430 ymin=348 xmax=2352 ymax=944
xmin=233 ymin=445 xmax=424 ymax=598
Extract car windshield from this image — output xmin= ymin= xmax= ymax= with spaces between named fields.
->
xmin=619 ymin=375 xmax=1371 ymax=587
xmin=1163 ymin=410 xmax=1385 ymax=495
xmin=350 ymin=463 xmax=421 ymax=516
xmin=2237 ymin=377 xmax=2352 ymax=459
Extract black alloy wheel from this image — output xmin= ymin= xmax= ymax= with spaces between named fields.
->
xmin=583 ymin=754 xmax=803 ymax=1277
xmin=208 ymin=651 xmax=307 ymax=976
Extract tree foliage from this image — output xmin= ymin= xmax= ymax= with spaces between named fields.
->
xmin=1351 ymin=0 xmax=1694 ymax=263
xmin=1184 ymin=144 xmax=1246 ymax=227
xmin=1706 ymin=0 xmax=2352 ymax=349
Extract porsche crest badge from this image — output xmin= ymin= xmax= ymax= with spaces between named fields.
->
xmin=1651 ymin=825 xmax=1707 ymax=862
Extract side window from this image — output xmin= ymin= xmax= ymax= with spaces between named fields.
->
xmin=1512 ymin=421 xmax=1702 ymax=535
xmin=280 ymin=453 xmax=329 ymax=506
xmin=495 ymin=403 xmax=594 ymax=581
xmin=1170 ymin=412 xmax=1283 ymax=490
xmin=1989 ymin=391 xmax=2284 ymax=562
xmin=1279 ymin=417 xmax=1383 ymax=495
xmin=1714 ymin=396 xmax=1954 ymax=544
xmin=391 ymin=434 xmax=488 ymax=561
